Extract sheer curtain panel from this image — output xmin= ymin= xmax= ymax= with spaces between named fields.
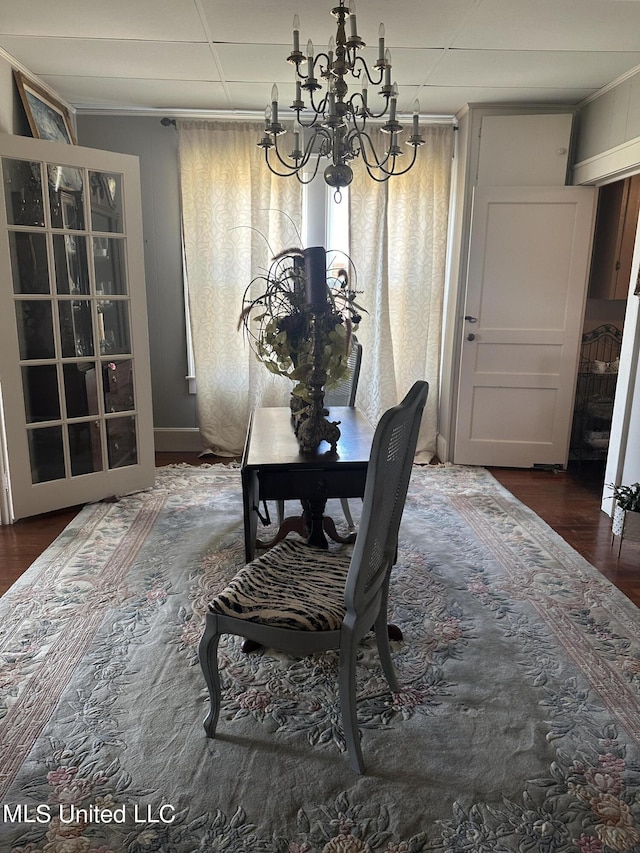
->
xmin=349 ymin=124 xmax=454 ymax=462
xmin=178 ymin=121 xmax=303 ymax=455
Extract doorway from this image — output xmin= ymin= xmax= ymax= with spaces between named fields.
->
xmin=571 ymin=174 xmax=639 ymax=498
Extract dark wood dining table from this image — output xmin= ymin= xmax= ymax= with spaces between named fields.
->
xmin=240 ymin=405 xmax=374 ymax=563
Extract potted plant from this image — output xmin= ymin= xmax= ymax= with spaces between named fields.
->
xmin=608 ymin=481 xmax=640 ymax=542
xmin=238 ymin=246 xmax=364 ymax=406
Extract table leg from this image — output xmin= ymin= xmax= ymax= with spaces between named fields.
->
xmin=322 ymin=515 xmax=356 ymax=545
xmin=256 ymin=514 xmax=308 ymax=549
xmin=241 ymin=469 xmax=259 ymax=563
xmin=304 ymin=498 xmax=329 ymax=549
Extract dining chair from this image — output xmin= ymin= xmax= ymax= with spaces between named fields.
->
xmin=199 ymin=380 xmax=429 ymax=773
xmin=324 ymin=336 xmax=362 ymax=407
xmin=323 ymin=336 xmax=362 ymax=529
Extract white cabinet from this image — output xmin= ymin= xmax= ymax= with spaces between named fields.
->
xmin=477 ymin=114 xmax=573 ymax=187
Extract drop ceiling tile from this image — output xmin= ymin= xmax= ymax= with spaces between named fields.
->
xmin=214 ymin=42 xmax=441 ymax=89
xmin=225 ymin=81 xmax=298 ymax=112
xmin=428 ymin=49 xmax=640 ymax=90
xmin=454 ymin=0 xmax=640 ymax=51
xmin=40 ymin=76 xmax=230 ymax=111
xmin=0 ymin=37 xmax=220 ymax=81
xmin=198 ymin=0 xmax=478 ymax=50
xmin=214 ymin=44 xmax=299 ymax=84
xmin=415 ymin=85 xmax=593 ymax=115
xmin=0 ymin=0 xmax=207 ymax=41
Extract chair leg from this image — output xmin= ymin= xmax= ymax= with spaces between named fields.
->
xmin=340 ymin=498 xmax=355 ymax=531
xmin=198 ymin=613 xmax=222 ymax=737
xmin=374 ymin=609 xmax=399 ymax=694
xmin=277 ymin=500 xmax=285 ymax=526
xmin=339 ymin=636 xmax=364 ymax=774
xmin=375 ymin=576 xmax=399 ymax=693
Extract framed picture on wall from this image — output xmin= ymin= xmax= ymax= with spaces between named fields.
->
xmin=13 ymin=71 xmax=76 ymax=145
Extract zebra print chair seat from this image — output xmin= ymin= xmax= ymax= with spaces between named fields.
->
xmin=199 ymin=381 xmax=429 ymax=774
xmin=210 ymin=538 xmax=351 ymax=631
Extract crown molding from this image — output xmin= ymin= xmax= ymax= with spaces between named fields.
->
xmin=0 ymin=46 xmax=76 ymax=115
xmin=577 ymin=62 xmax=640 ymax=108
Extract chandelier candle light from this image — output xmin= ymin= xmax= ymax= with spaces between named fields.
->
xmin=258 ymin=0 xmax=425 ymax=198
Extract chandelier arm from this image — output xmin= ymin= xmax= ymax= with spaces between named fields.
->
xmin=348 ymin=128 xmax=391 ymax=170
xmin=270 ymin=137 xmax=308 ymax=172
xmin=292 ymin=108 xmax=325 ymax=130
xmin=263 ymin=141 xmax=311 ymax=178
xmin=313 ymin=51 xmax=332 ymax=81
xmin=263 ymin=150 xmax=303 ymax=179
xmin=266 ymin=128 xmax=332 ymax=180
xmin=362 ymin=97 xmax=392 ymax=121
xmin=363 ymin=143 xmax=419 ymax=181
xmin=295 ymin=155 xmax=323 ymax=184
xmin=345 ymin=94 xmax=368 ymax=125
xmin=270 ymin=132 xmax=315 ymax=172
xmin=355 ymin=128 xmax=418 ymax=177
xmin=295 ymin=51 xmax=330 ymax=86
xmin=298 ymin=128 xmax=332 ymax=167
xmin=308 ymin=88 xmax=332 ymax=118
xmin=350 ymin=55 xmax=385 ymax=87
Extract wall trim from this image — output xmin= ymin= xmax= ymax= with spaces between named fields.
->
xmin=154 ymin=428 xmax=204 ymax=453
xmin=0 ymin=46 xmax=75 ymax=114
xmin=75 ymin=106 xmax=457 ymax=124
xmin=435 ymin=433 xmax=449 ymax=464
xmin=572 ymin=136 xmax=640 ymax=186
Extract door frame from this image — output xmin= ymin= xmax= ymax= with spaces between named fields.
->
xmin=602 ymin=210 xmax=640 ymax=514
xmin=574 ymin=150 xmax=640 ymax=516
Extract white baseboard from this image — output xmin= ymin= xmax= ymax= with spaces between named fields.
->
xmin=154 ymin=428 xmax=205 ymax=453
xmin=436 ymin=433 xmax=450 ymax=464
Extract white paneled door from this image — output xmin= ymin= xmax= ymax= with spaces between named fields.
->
xmin=0 ymin=133 xmax=154 ymax=521
xmin=454 ymin=186 xmax=596 ymax=468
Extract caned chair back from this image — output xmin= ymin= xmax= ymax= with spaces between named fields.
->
xmin=324 ymin=337 xmax=362 ymax=407
xmin=344 ymin=381 xmax=429 ymax=622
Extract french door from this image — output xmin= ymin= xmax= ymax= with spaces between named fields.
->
xmin=0 ymin=133 xmax=154 ymax=521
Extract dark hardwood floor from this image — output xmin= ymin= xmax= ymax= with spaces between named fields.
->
xmin=1 ymin=455 xmax=638 ymax=605
xmin=489 ymin=462 xmax=639 ymax=606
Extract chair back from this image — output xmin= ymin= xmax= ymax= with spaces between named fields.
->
xmin=324 ymin=337 xmax=362 ymax=407
xmin=344 ymin=381 xmax=429 ymax=620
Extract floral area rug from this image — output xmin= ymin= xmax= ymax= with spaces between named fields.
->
xmin=1 ymin=464 xmax=639 ymax=853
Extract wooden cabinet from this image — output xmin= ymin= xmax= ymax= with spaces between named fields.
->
xmin=589 ymin=174 xmax=640 ymax=300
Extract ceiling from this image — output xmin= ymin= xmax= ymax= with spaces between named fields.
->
xmin=2 ymin=0 xmax=640 ymax=120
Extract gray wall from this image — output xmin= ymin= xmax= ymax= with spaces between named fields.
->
xmin=574 ymin=74 xmax=640 ymax=165
xmin=77 ymin=115 xmax=197 ymax=434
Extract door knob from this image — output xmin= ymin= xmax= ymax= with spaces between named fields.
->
xmin=467 ymin=333 xmax=476 ymax=341
xmin=465 ymin=315 xmax=477 ymax=323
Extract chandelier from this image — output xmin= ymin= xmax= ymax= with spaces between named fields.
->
xmin=257 ymin=0 xmax=424 ymax=199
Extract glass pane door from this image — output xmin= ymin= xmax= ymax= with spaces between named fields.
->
xmin=0 ymin=133 xmax=154 ymax=520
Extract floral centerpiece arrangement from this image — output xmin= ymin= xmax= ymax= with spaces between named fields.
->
xmin=238 ymin=246 xmax=364 ymax=406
